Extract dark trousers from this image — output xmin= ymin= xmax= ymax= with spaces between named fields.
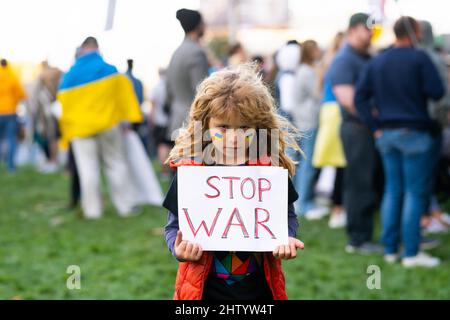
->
xmin=341 ymin=120 xmax=379 ymax=246
xmin=0 ymin=114 xmax=18 ymax=172
xmin=67 ymin=143 xmax=80 ymax=207
xmin=332 ymin=168 xmax=344 ymax=206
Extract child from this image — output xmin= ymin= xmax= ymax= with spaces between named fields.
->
xmin=163 ymin=64 xmax=304 ymax=300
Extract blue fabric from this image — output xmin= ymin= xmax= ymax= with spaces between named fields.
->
xmin=59 ymin=52 xmax=117 ymax=91
xmin=322 ymin=79 xmax=336 ymax=103
xmin=0 ymin=114 xmax=18 ymax=172
xmin=375 ymin=129 xmax=435 ymax=257
xmin=355 ymin=46 xmax=445 ymax=132
xmin=294 ymin=129 xmax=318 ymax=215
xmin=126 ymin=71 xmax=144 ymax=105
xmin=325 ymin=43 xmax=371 ymax=120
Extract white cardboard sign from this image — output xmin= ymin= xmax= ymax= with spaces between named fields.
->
xmin=177 ymin=166 xmax=288 ymax=251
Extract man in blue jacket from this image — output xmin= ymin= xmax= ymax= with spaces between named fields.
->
xmin=355 ymin=16 xmax=445 ymax=268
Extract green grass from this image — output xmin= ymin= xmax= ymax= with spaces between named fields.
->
xmin=0 ymin=166 xmax=449 ymax=299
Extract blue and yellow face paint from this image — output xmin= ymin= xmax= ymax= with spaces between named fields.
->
xmin=212 ymin=132 xmax=223 ymax=141
xmin=211 ymin=130 xmax=255 ymax=144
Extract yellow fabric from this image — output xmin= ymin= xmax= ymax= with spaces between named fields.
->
xmin=57 ymin=74 xmax=143 ymax=149
xmin=312 ymin=102 xmax=347 ymax=168
xmin=0 ymin=66 xmax=25 ymax=115
xmin=371 ymin=24 xmax=383 ymax=44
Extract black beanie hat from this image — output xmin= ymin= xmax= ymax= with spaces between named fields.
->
xmin=176 ymin=8 xmax=202 ymax=33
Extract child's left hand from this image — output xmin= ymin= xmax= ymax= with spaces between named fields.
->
xmin=273 ymin=237 xmax=304 ymax=260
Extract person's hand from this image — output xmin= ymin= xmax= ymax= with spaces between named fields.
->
xmin=273 ymin=237 xmax=304 ymax=260
xmin=174 ymin=231 xmax=203 ymax=262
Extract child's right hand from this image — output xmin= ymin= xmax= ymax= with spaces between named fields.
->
xmin=174 ymin=231 xmax=203 ymax=262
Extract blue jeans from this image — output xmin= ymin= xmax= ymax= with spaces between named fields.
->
xmin=0 ymin=114 xmax=18 ymax=172
xmin=294 ymin=129 xmax=318 ymax=215
xmin=376 ymin=129 xmax=435 ymax=257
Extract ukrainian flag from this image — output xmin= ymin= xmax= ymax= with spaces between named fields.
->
xmin=57 ymin=52 xmax=143 ymax=148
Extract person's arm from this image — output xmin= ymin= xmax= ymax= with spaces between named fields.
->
xmin=287 ymin=203 xmax=298 ymax=238
xmin=354 ymin=63 xmax=378 ymax=132
xmin=164 ymin=211 xmax=203 ymax=262
xmin=189 ymin=51 xmax=209 ymax=92
xmin=328 ymin=57 xmax=357 ymax=115
xmin=421 ymin=52 xmax=445 ymax=101
xmin=273 ymin=202 xmax=304 ymax=259
xmin=164 ymin=210 xmax=180 ymax=259
xmin=333 ymin=85 xmax=356 ymax=115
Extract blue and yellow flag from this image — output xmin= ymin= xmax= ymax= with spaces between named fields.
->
xmin=57 ymin=51 xmax=143 ymax=148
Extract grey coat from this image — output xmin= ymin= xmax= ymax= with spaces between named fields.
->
xmin=166 ymin=37 xmax=209 ymax=140
xmin=292 ymin=64 xmax=321 ymax=131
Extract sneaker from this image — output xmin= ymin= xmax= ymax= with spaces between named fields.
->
xmin=345 ymin=242 xmax=383 ymax=255
xmin=304 ymin=207 xmax=329 ymax=221
xmin=424 ymin=217 xmax=448 ymax=235
xmin=420 ymin=237 xmax=441 ymax=251
xmin=402 ymin=252 xmax=441 ymax=268
xmin=328 ymin=212 xmax=347 ymax=229
xmin=384 ymin=253 xmax=400 ymax=264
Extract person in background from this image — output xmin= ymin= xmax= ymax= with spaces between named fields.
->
xmin=57 ymin=37 xmax=143 ymax=219
xmin=274 ymin=40 xmax=300 ymax=122
xmin=265 ymin=52 xmax=280 ymax=99
xmin=292 ymin=40 xmax=325 ymax=218
xmin=149 ymin=68 xmax=172 ymax=182
xmin=251 ymin=54 xmax=263 ymax=71
xmin=227 ymin=42 xmax=248 ymax=68
xmin=355 ymin=16 xmax=445 ymax=267
xmin=29 ymin=61 xmax=62 ymax=173
xmin=126 ymin=59 xmax=144 ymax=106
xmin=317 ymin=32 xmax=345 ymax=97
xmin=326 ymin=13 xmax=381 ymax=254
xmin=0 ymin=58 xmax=26 ymax=173
xmin=66 ymin=47 xmax=82 ymax=210
xmin=419 ymin=20 xmax=450 ymax=235
xmin=317 ymin=32 xmax=346 ymax=228
xmin=125 ymin=58 xmax=149 ymax=153
xmin=166 ymin=8 xmax=210 ymax=145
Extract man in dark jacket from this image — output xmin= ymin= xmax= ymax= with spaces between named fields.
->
xmin=355 ymin=16 xmax=445 ymax=268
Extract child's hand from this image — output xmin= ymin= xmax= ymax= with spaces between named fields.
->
xmin=174 ymin=231 xmax=203 ymax=262
xmin=273 ymin=237 xmax=304 ymax=260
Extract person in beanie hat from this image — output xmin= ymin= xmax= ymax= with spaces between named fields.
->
xmin=165 ymin=9 xmax=209 ymax=145
xmin=176 ymin=8 xmax=203 ymax=34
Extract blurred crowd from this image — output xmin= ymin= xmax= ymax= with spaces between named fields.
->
xmin=1 ymin=8 xmax=450 ymax=268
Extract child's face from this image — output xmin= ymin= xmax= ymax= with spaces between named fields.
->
xmin=208 ymin=115 xmax=256 ymax=164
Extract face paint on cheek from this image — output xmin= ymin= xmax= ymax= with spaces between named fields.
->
xmin=212 ymin=132 xmax=223 ymax=141
xmin=245 ymin=131 xmax=255 ymax=144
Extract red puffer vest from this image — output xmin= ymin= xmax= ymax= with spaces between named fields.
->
xmin=170 ymin=157 xmax=288 ymax=300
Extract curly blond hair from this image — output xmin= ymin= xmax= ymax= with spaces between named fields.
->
xmin=166 ymin=64 xmax=301 ymax=177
